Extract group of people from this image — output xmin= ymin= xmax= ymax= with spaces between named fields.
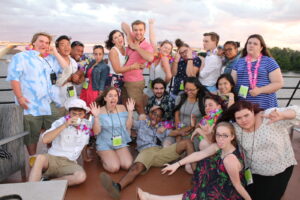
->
xmin=4 ymin=18 xmax=299 ymax=200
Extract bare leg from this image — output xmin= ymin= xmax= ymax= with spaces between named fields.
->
xmin=175 ymin=139 xmax=196 ymax=171
xmin=135 ymin=100 xmax=145 ymax=115
xmin=115 ymin=147 xmax=133 ymax=170
xmin=53 ymin=170 xmax=86 ymax=186
xmin=97 ymin=150 xmax=121 ymax=173
xmin=137 ymin=188 xmax=183 ymax=200
xmin=26 ymin=143 xmax=37 ymax=156
xmin=119 ymin=162 xmax=145 ymax=189
xmin=28 ymin=154 xmax=49 ymax=182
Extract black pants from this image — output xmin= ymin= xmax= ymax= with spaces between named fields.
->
xmin=246 ymin=165 xmax=294 ymax=200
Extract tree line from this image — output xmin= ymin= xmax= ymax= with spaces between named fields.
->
xmin=269 ymin=47 xmax=300 ymax=72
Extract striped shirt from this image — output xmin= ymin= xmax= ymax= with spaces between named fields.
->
xmin=233 ymin=56 xmax=280 ymax=109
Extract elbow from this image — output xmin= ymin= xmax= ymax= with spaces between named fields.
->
xmin=42 ymin=137 xmax=50 ymax=144
xmin=147 ymin=55 xmax=154 ymax=62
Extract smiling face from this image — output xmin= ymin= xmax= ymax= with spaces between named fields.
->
xmin=215 ymin=125 xmax=235 ymax=149
xmin=112 ymin=31 xmax=124 ymax=47
xmin=217 ymin=77 xmax=233 ymax=94
xmin=184 ymin=82 xmax=198 ymax=99
xmin=132 ymin=24 xmax=145 ymax=42
xmin=160 ymin=43 xmax=172 ymax=56
xmin=71 ymin=45 xmax=84 ymax=61
xmin=69 ymin=109 xmax=86 ymax=120
xmin=57 ymin=39 xmax=71 ymax=57
xmin=32 ymin=35 xmax=50 ymax=55
xmin=149 ymin=108 xmax=163 ymax=126
xmin=246 ymin=37 xmax=263 ymax=57
xmin=104 ymin=89 xmax=119 ymax=107
xmin=178 ymin=46 xmax=189 ymax=59
xmin=204 ymin=98 xmax=221 ymax=114
xmin=234 ymin=108 xmax=256 ymax=131
xmin=153 ymin=83 xmax=165 ymax=99
xmin=224 ymin=43 xmax=238 ymax=60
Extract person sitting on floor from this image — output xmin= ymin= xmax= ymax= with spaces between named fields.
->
xmin=99 ymin=106 xmax=195 ymax=200
xmin=28 ymin=99 xmax=92 ymax=186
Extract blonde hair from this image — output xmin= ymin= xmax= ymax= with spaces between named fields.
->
xmin=31 ymin=32 xmax=52 ymax=45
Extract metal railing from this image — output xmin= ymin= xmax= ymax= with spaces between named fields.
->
xmin=1 ymin=74 xmax=299 ymax=106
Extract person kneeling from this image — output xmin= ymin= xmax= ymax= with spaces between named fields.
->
xmin=28 ymin=99 xmax=92 ymax=186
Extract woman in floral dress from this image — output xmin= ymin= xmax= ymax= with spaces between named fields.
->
xmin=137 ymin=122 xmax=251 ymax=200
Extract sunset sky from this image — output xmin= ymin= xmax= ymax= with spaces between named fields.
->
xmin=1 ymin=0 xmax=300 ymax=51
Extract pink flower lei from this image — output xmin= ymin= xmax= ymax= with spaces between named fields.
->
xmin=64 ymin=115 xmax=94 ymax=136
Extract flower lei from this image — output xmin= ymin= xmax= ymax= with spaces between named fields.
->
xmin=64 ymin=115 xmax=94 ymax=136
xmin=146 ymin=53 xmax=174 ymax=68
xmin=25 ymin=44 xmax=49 ymax=58
xmin=78 ymin=54 xmax=92 ymax=71
xmin=199 ymin=109 xmax=223 ymax=126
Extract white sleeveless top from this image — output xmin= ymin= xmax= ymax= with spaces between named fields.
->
xmin=149 ymin=62 xmax=166 ymax=81
xmin=108 ymin=46 xmax=126 ymax=76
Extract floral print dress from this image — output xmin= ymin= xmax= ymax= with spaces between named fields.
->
xmin=182 ymin=148 xmax=246 ymax=200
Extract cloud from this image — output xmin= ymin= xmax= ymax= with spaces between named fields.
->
xmin=0 ymin=0 xmax=300 ymax=50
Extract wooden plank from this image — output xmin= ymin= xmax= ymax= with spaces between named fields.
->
xmin=0 ymin=180 xmax=68 ymax=200
xmin=0 ymin=132 xmax=28 ymax=146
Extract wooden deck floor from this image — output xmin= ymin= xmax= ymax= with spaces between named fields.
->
xmin=2 ymin=129 xmax=300 ymax=200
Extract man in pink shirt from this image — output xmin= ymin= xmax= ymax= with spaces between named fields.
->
xmin=121 ymin=20 xmax=154 ymax=114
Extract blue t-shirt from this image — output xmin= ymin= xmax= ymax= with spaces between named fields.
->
xmin=233 ymin=56 xmax=280 ymax=109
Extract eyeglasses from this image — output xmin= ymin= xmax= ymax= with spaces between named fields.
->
xmin=216 ymin=134 xmax=230 ymax=139
xmin=224 ymin=48 xmax=233 ymax=52
xmin=179 ymin=49 xmax=187 ymax=55
xmin=184 ymin=88 xmax=198 ymax=92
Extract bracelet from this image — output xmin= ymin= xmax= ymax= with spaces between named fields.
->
xmin=187 ymin=58 xmax=193 ymax=60
xmin=177 ymin=161 xmax=182 ymax=167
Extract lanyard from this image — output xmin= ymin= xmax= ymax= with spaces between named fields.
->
xmin=241 ymin=124 xmax=256 ymax=169
xmin=105 ymin=106 xmax=123 ymax=137
xmin=245 ymin=54 xmax=262 ymax=89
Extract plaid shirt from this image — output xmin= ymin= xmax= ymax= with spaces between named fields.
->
xmin=145 ymin=93 xmax=175 ymax=121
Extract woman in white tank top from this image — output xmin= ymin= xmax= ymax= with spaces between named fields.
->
xmin=145 ymin=19 xmax=173 ymax=97
xmin=105 ymin=30 xmax=142 ymax=102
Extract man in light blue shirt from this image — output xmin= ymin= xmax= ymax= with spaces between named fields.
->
xmin=7 ymin=32 xmax=65 ymax=156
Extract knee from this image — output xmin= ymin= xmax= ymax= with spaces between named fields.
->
xmin=73 ymin=171 xmax=86 ymax=185
xmin=121 ymin=159 xmax=133 ymax=170
xmin=33 ymin=154 xmax=47 ymax=166
xmin=129 ymin=163 xmax=145 ymax=175
xmin=103 ymin=162 xmax=120 ymax=173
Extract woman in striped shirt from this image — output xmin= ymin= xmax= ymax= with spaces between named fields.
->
xmin=231 ymin=34 xmax=283 ymax=110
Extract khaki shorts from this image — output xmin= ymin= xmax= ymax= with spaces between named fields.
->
xmin=134 ymin=143 xmax=180 ymax=173
xmin=43 ymin=154 xmax=84 ymax=178
xmin=23 ymin=103 xmax=66 ymax=145
xmin=122 ymin=80 xmax=145 ymax=102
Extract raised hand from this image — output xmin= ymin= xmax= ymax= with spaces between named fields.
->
xmin=200 ymin=123 xmax=214 ymax=136
xmin=161 ymin=163 xmax=179 ymax=175
xmin=263 ymin=109 xmax=283 ymax=124
xmin=90 ymin=102 xmax=101 ymax=117
xmin=149 ymin=18 xmax=155 ymax=25
xmin=126 ymin=98 xmax=136 ymax=112
xmin=191 ymin=128 xmax=200 ymax=141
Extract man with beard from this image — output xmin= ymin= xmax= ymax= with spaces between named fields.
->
xmin=145 ymin=78 xmax=175 ymax=121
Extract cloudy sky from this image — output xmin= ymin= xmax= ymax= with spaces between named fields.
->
xmin=1 ymin=0 xmax=300 ymax=51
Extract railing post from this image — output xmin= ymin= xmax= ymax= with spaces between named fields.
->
xmin=286 ymin=79 xmax=300 ymax=106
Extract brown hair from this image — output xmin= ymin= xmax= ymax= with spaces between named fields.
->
xmin=95 ymin=87 xmax=119 ymax=106
xmin=31 ymin=32 xmax=52 ymax=45
xmin=175 ymin=38 xmax=189 ymax=49
xmin=131 ymin=20 xmax=146 ymax=29
xmin=203 ymin=32 xmax=220 ymax=45
xmin=160 ymin=40 xmax=173 ymax=55
xmin=217 ymin=100 xmax=263 ymax=123
xmin=212 ymin=122 xmax=237 ymax=147
xmin=241 ymin=34 xmax=272 ymax=57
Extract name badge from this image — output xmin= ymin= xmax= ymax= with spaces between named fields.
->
xmin=238 ymin=85 xmax=249 ymax=98
xmin=179 ymin=81 xmax=184 ymax=91
xmin=83 ymin=78 xmax=89 ymax=89
xmin=112 ymin=136 xmax=122 ymax=147
xmin=149 ymin=80 xmax=152 ymax=89
xmin=67 ymin=86 xmax=75 ymax=97
xmin=245 ymin=168 xmax=254 ymax=185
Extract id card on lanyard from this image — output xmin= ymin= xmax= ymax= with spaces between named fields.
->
xmin=238 ymin=54 xmax=262 ymax=98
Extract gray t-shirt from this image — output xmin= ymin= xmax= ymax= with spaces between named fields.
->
xmin=175 ymin=95 xmax=202 ymax=126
